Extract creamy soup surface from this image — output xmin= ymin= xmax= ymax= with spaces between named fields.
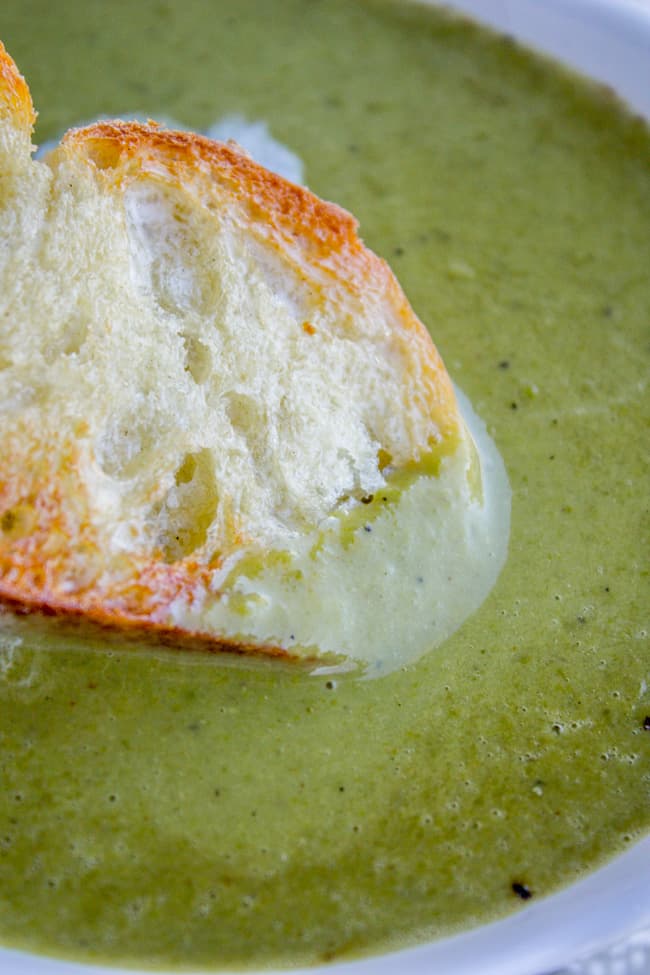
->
xmin=0 ymin=0 xmax=649 ymax=969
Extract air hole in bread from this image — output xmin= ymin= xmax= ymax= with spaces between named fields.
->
xmin=0 ymin=510 xmax=16 ymax=533
xmin=1 ymin=502 xmax=36 ymax=540
xmin=62 ymin=325 xmax=87 ymax=356
xmin=124 ymin=182 xmax=217 ymax=319
xmin=95 ymin=415 xmax=156 ymax=480
xmin=82 ymin=137 xmax=123 ymax=171
xmin=224 ymin=392 xmax=267 ymax=470
xmin=182 ymin=334 xmax=211 ymax=384
xmin=42 ymin=315 xmax=88 ymax=362
xmin=377 ymin=448 xmax=393 ymax=472
xmin=225 ymin=392 xmax=263 ymax=438
xmin=149 ymin=448 xmax=218 ymax=562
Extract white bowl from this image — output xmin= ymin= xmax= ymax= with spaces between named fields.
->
xmin=2 ymin=1 xmax=649 ymax=973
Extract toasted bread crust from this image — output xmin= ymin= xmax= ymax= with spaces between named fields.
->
xmin=0 ymin=46 xmax=466 ymax=659
xmin=1 ymin=592 xmax=307 ymax=661
xmin=0 ymin=41 xmax=35 ymax=132
xmin=0 ymin=428 xmax=221 ymax=638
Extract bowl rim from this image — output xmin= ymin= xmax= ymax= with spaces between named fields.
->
xmin=2 ymin=834 xmax=650 ymax=975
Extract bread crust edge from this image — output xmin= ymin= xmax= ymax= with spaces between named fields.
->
xmin=0 ymin=40 xmax=35 ymax=133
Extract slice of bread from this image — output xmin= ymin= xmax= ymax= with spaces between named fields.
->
xmin=0 ymin=41 xmax=486 ymax=669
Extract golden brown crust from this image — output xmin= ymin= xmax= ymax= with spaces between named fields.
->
xmin=0 ymin=433 xmax=216 ymax=635
xmin=0 ymin=40 xmax=35 ymax=132
xmin=67 ymin=121 xmax=363 ymax=254
xmin=1 ymin=594 xmax=316 ymax=664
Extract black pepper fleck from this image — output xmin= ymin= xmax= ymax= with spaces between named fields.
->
xmin=511 ymin=881 xmax=533 ymax=900
xmin=393 ymin=246 xmax=404 ymax=257
xmin=498 ymin=360 xmax=510 ymax=370
xmin=510 ymin=401 xmax=518 ymax=410
xmin=643 ymin=716 xmax=650 ymax=731
xmin=363 ymin=524 xmax=372 ymax=532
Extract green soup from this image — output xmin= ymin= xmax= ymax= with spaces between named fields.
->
xmin=0 ymin=0 xmax=648 ymax=969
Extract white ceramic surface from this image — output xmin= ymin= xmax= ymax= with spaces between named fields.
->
xmin=1 ymin=1 xmax=649 ymax=972
xmin=442 ymin=0 xmax=650 ymax=118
